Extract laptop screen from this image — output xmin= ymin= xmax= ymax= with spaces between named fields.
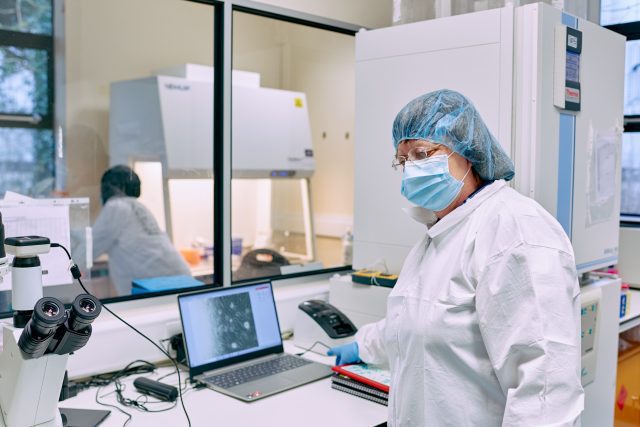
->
xmin=179 ymin=282 xmax=283 ymax=371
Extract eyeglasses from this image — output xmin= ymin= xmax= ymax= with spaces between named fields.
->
xmin=391 ymin=145 xmax=445 ymax=171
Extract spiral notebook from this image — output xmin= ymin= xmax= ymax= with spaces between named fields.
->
xmin=331 ymin=374 xmax=389 ymax=399
xmin=330 ymin=381 xmax=388 ymax=406
xmin=331 ymin=364 xmax=391 ymax=392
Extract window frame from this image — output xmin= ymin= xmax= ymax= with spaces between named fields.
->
xmin=605 ymin=13 xmax=640 ymax=224
xmin=98 ymin=0 xmax=362 ymax=299
xmin=218 ymin=1 xmax=361 ymax=287
xmin=0 ymin=27 xmax=54 ymax=129
xmin=0 ymin=1 xmax=55 ymax=201
xmin=0 ymin=0 xmax=363 ymax=316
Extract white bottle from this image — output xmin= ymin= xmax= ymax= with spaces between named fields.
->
xmin=342 ymin=229 xmax=353 ymax=265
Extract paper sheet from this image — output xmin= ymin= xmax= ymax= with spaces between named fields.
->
xmin=0 ymin=204 xmax=72 ymax=290
xmin=595 ymin=135 xmax=617 ymax=203
xmin=340 ymin=364 xmax=391 ymax=388
xmin=586 ymin=127 xmax=620 ymax=226
xmin=3 ymin=191 xmax=34 ymax=202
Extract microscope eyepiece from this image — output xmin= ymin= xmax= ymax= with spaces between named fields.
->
xmin=18 ymin=297 xmax=66 ymax=358
xmin=32 ymin=297 xmax=66 ymax=335
xmin=32 ymin=298 xmax=66 ymax=337
xmin=77 ymin=296 xmax=97 ymax=314
xmin=68 ymin=294 xmax=101 ymax=332
xmin=41 ymin=301 xmax=61 ymax=318
xmin=17 ymin=294 xmax=101 ymax=358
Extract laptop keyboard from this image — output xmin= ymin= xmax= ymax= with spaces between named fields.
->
xmin=203 ymin=355 xmax=312 ymax=389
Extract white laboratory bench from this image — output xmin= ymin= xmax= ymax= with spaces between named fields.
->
xmin=59 ymin=341 xmax=387 ymax=427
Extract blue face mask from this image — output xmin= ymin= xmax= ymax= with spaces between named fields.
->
xmin=401 ymin=153 xmax=470 ymax=212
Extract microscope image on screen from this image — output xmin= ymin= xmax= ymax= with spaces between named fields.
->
xmin=207 ymin=293 xmax=258 ymax=354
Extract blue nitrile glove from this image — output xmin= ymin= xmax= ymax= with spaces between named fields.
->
xmin=327 ymin=342 xmax=360 ymax=365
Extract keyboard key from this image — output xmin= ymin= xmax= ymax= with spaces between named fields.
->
xmin=204 ymin=355 xmax=311 ymax=388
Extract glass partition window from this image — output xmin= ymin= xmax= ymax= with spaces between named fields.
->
xmin=0 ymin=0 xmax=359 ymax=315
xmin=622 ymin=133 xmax=640 ymax=216
xmin=625 ymin=40 xmax=640 ymax=116
xmin=231 ymin=11 xmax=355 ymax=282
xmin=0 ymin=0 xmax=219 ymax=307
xmin=601 ymin=0 xmax=640 ymax=26
xmin=605 ymin=9 xmax=640 ymax=220
xmin=60 ymin=0 xmax=216 ymax=297
xmin=0 ymin=0 xmax=54 ymax=197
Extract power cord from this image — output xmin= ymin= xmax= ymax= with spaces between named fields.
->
xmin=295 ymin=340 xmax=332 ymax=357
xmin=160 ymin=334 xmax=186 ymax=365
xmin=95 ymin=385 xmax=133 ymax=427
xmin=76 ymin=360 xmax=157 ymax=427
xmin=73 ymin=360 xmax=190 ymax=426
xmin=111 ymin=378 xmax=179 ymax=413
xmin=73 ymin=359 xmax=157 ymax=391
xmin=51 ymin=243 xmax=192 ymax=427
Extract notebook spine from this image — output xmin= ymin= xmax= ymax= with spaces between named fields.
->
xmin=331 ymin=383 xmax=388 ymax=406
xmin=331 ymin=375 xmax=389 ymax=399
xmin=331 ymin=365 xmax=390 ymax=392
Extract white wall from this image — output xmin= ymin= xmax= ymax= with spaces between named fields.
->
xmin=389 ymin=0 xmax=601 ymax=25
xmin=233 ymin=12 xmax=356 ymax=240
xmin=253 ymin=0 xmax=393 ymax=29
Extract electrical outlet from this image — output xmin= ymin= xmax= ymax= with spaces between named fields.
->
xmin=165 ymin=320 xmax=182 ymax=339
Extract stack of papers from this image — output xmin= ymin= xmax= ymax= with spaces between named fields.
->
xmin=330 ymin=364 xmax=390 ymax=406
xmin=0 ymin=192 xmax=73 ymax=289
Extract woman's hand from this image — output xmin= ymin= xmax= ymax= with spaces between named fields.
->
xmin=327 ymin=342 xmax=360 ymax=365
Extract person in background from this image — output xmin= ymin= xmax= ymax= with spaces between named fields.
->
xmin=93 ymin=165 xmax=190 ymax=295
xmin=328 ymin=89 xmax=584 ymax=426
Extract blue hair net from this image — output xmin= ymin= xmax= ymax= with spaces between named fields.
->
xmin=392 ymin=89 xmax=515 ymax=181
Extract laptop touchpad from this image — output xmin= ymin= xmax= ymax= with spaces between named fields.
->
xmin=232 ymin=375 xmax=294 ymax=397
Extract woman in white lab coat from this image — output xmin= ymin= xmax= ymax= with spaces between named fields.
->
xmin=92 ymin=165 xmax=190 ymax=295
xmin=328 ymin=89 xmax=584 ymax=426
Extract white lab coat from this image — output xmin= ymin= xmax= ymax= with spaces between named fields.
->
xmin=356 ymin=180 xmax=584 ymax=426
xmin=93 ymin=197 xmax=191 ymax=295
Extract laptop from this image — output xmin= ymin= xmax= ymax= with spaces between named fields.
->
xmin=178 ymin=282 xmax=333 ymax=402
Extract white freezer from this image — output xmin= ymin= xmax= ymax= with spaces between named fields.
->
xmin=353 ymin=3 xmax=625 ymax=275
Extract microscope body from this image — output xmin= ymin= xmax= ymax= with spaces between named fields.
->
xmin=5 ymin=237 xmax=50 ymax=328
xmin=0 ymin=328 xmax=67 ymax=427
xmin=0 ymin=233 xmax=101 ymax=427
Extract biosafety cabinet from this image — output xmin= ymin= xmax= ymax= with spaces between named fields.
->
xmin=109 ymin=65 xmax=317 ymax=258
xmin=354 ymin=3 xmax=624 ymax=426
xmin=110 ymin=66 xmax=315 ymax=179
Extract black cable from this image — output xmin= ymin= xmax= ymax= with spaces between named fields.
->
xmin=51 ymin=243 xmax=192 ymax=427
xmin=95 ymin=385 xmax=132 ymax=427
xmin=80 ymin=360 xmax=182 ymax=421
xmin=154 ymin=370 xmax=193 ymax=393
xmin=295 ymin=340 xmax=332 ymax=357
xmin=80 ymin=360 xmax=157 ymax=427
xmin=113 ymin=379 xmax=179 ymax=413
xmin=73 ymin=360 xmax=157 ymax=392
xmin=156 ymin=370 xmax=178 ymax=382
